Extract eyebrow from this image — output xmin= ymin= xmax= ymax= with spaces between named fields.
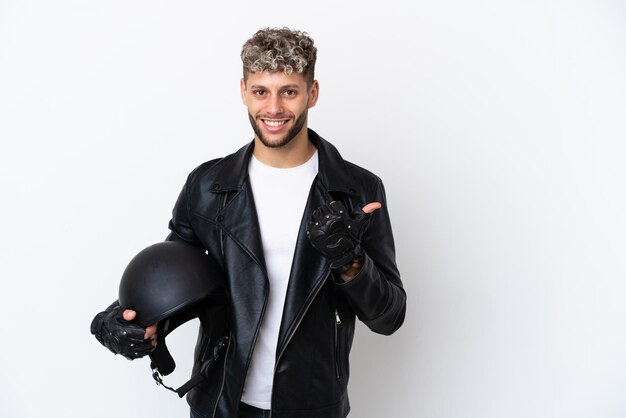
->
xmin=249 ymin=84 xmax=302 ymax=90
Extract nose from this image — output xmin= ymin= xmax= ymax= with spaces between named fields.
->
xmin=266 ymin=95 xmax=283 ymax=116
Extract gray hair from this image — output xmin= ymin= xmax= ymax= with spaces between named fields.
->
xmin=241 ymin=27 xmax=317 ymax=84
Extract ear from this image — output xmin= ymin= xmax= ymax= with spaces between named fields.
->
xmin=240 ymin=78 xmax=247 ymax=104
xmin=307 ymin=80 xmax=319 ymax=108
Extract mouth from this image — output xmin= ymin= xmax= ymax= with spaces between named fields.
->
xmin=260 ymin=118 xmax=290 ymax=132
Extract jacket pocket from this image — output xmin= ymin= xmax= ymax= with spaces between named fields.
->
xmin=333 ymin=307 xmax=342 ymax=380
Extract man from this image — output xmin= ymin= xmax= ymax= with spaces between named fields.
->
xmin=91 ymin=27 xmax=406 ymax=418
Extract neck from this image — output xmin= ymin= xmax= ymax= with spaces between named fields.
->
xmin=253 ymin=126 xmax=317 ymax=168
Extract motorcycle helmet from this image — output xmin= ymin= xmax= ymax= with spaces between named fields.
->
xmin=118 ymin=240 xmax=229 ymax=397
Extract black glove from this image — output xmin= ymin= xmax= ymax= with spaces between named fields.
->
xmin=90 ymin=301 xmax=154 ymax=360
xmin=306 ymin=201 xmax=372 ymax=274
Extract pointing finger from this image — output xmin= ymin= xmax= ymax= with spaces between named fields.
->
xmin=362 ymin=202 xmax=382 ymax=214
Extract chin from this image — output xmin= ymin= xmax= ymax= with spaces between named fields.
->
xmin=258 ymin=132 xmax=295 ymax=149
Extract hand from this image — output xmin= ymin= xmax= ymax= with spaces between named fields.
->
xmin=123 ymin=309 xmax=158 ymax=348
xmin=306 ymin=201 xmax=382 ymax=274
xmin=90 ymin=302 xmax=157 ymax=360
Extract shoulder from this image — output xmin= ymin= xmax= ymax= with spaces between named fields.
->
xmin=343 ymin=159 xmax=382 ymax=186
xmin=184 ymin=145 xmax=246 ymax=189
xmin=311 ymin=128 xmax=383 ymax=198
xmin=187 ymin=157 xmax=223 ymax=184
xmin=342 ymin=159 xmax=385 ymax=204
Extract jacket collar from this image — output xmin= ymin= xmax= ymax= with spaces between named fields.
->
xmin=211 ymin=128 xmax=360 ymax=197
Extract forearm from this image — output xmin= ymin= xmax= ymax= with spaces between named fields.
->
xmin=335 ymin=254 xmax=406 ymax=335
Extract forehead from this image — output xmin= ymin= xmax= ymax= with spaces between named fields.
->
xmin=245 ymin=71 xmax=308 ymax=88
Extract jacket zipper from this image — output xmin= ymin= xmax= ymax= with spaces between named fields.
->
xmin=219 ymin=192 xmax=228 ymax=256
xmin=334 ymin=308 xmax=342 ymax=380
xmin=212 ymin=192 xmax=230 ymax=418
xmin=268 ymin=269 xmax=330 ymax=418
xmin=211 ymin=331 xmax=232 ymax=418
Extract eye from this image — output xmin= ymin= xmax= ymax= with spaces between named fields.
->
xmin=283 ymin=89 xmax=297 ymax=96
xmin=253 ymin=89 xmax=266 ymax=96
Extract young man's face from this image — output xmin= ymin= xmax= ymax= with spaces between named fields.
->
xmin=241 ymin=71 xmax=319 ymax=148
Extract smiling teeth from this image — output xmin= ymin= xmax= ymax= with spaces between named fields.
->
xmin=264 ymin=120 xmax=287 ymax=127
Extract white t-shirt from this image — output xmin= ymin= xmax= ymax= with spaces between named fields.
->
xmin=241 ymin=150 xmax=319 ymax=409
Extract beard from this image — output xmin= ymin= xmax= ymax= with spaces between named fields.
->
xmin=248 ymin=108 xmax=308 ymax=149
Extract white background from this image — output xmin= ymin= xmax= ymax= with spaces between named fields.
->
xmin=1 ymin=1 xmax=625 ymax=417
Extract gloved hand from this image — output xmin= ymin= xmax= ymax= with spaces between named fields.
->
xmin=90 ymin=301 xmax=154 ymax=360
xmin=306 ymin=201 xmax=374 ymax=274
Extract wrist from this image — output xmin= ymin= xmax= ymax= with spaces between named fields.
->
xmin=339 ymin=261 xmax=362 ymax=282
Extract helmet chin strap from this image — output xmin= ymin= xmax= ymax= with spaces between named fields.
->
xmin=151 ymin=335 xmax=229 ymax=398
xmin=148 ymin=304 xmax=230 ymax=398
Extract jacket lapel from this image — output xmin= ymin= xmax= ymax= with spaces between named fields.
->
xmin=216 ymin=181 xmax=267 ymax=274
xmin=210 ymin=142 xmax=267 ymax=274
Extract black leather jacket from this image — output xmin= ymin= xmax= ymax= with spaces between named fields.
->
xmin=167 ymin=129 xmax=406 ymax=418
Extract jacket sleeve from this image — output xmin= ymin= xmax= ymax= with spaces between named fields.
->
xmin=165 ymin=170 xmax=203 ymax=246
xmin=334 ymin=179 xmax=406 ymax=335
